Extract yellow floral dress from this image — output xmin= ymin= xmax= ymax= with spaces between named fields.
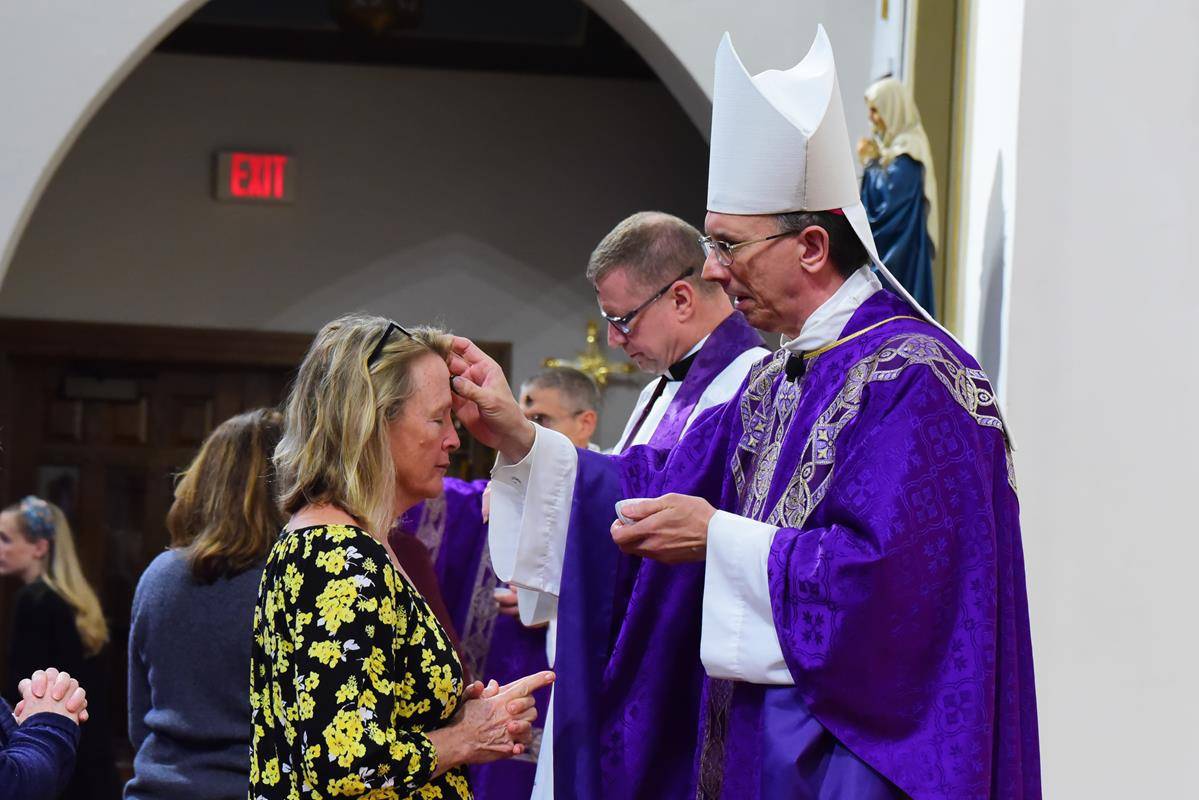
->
xmin=249 ymin=524 xmax=471 ymax=799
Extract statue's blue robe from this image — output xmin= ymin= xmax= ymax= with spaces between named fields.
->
xmin=862 ymin=153 xmax=936 ymax=316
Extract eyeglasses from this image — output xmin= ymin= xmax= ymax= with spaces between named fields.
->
xmin=367 ymin=320 xmax=413 ymax=367
xmin=698 ymin=231 xmax=798 ymax=267
xmin=527 ymin=409 xmax=586 ymax=428
xmin=600 ymin=267 xmax=695 ymax=335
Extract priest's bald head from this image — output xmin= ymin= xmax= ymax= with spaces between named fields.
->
xmin=587 ymin=211 xmax=735 ymax=375
xmin=700 ymin=28 xmax=921 ymax=339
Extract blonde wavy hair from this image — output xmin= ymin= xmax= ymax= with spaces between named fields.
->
xmin=5 ymin=498 xmax=109 ymax=656
xmin=167 ymin=408 xmax=286 ymax=583
xmin=275 ymin=313 xmax=452 ymax=536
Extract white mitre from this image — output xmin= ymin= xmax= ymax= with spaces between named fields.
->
xmin=707 ymin=27 xmax=897 ymax=285
xmin=707 ymin=27 xmax=1013 ymax=438
xmin=707 ymin=26 xmax=859 ymax=218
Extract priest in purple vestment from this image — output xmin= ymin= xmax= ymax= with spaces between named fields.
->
xmin=390 ymin=367 xmax=599 ymax=800
xmin=518 ymin=211 xmax=768 ymax=799
xmin=446 ymin=26 xmax=1040 ymax=800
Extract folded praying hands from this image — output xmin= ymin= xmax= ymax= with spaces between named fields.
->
xmin=12 ymin=667 xmax=89 ymax=726
xmin=427 ymin=670 xmax=555 ymax=772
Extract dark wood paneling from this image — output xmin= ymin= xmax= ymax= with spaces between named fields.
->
xmin=0 ymin=318 xmax=315 ymax=367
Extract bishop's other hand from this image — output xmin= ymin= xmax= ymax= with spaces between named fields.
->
xmin=447 ymin=336 xmax=535 ymax=461
xmin=610 ymin=493 xmax=717 ymax=564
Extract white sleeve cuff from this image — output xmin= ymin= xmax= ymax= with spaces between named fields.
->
xmin=488 ymin=424 xmax=578 ymax=598
xmin=700 ymin=510 xmax=793 ymax=685
xmin=517 ymin=587 xmax=558 ymax=629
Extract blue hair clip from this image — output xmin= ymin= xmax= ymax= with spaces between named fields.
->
xmin=18 ymin=496 xmax=56 ymax=541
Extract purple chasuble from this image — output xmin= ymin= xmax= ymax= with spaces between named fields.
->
xmin=552 ymin=312 xmax=764 ymax=800
xmin=564 ymin=291 xmax=1040 ymax=798
xmin=392 ymin=478 xmax=550 ymax=799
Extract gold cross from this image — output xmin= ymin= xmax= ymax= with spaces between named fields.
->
xmin=543 ymin=320 xmax=636 ymax=387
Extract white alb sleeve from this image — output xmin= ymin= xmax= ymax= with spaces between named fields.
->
xmin=489 ymin=425 xmax=577 ymax=627
xmin=700 ymin=510 xmax=794 ymax=685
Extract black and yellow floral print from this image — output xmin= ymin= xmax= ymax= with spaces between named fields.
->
xmin=249 ymin=524 xmax=471 ymax=799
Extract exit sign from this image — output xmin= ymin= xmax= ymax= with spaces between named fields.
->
xmin=215 ymin=151 xmax=297 ymax=203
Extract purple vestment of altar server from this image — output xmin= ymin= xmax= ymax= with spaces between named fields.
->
xmin=556 ymin=290 xmax=1040 ymax=798
xmin=392 ymin=479 xmax=550 ymax=799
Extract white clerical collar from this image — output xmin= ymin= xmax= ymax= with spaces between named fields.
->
xmin=781 ymin=266 xmax=881 ymax=354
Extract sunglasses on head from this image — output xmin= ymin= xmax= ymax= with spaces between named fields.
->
xmin=367 ymin=320 xmax=414 ymax=367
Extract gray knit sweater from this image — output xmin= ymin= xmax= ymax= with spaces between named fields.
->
xmin=124 ymin=549 xmax=263 ymax=800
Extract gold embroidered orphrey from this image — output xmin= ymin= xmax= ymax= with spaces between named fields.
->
xmin=701 ymin=332 xmax=1014 ymax=796
xmin=734 ymin=332 xmax=1014 ymax=530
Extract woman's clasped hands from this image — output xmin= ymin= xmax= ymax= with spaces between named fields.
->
xmin=429 ymin=670 xmax=554 ymax=769
xmin=11 ymin=667 xmax=89 ymax=725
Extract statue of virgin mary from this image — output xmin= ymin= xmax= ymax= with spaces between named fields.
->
xmin=859 ymin=77 xmax=939 ymax=316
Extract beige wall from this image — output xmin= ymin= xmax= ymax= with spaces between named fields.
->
xmin=0 ymin=53 xmax=711 ymax=447
xmin=588 ymin=0 xmax=876 ymax=138
xmin=1006 ymin=0 xmax=1199 ymax=794
xmin=0 ymin=0 xmax=207 ymax=288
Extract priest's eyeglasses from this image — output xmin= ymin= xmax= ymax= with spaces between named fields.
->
xmin=698 ymin=231 xmax=797 ymax=267
xmin=600 ymin=267 xmax=695 ymax=335
xmin=367 ymin=320 xmax=413 ymax=367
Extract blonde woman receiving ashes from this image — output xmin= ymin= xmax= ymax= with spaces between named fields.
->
xmin=250 ymin=313 xmax=553 ymax=800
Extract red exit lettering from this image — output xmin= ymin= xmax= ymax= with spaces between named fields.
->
xmin=228 ymin=153 xmax=289 ymax=199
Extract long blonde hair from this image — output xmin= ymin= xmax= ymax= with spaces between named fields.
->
xmin=167 ymin=408 xmax=286 ymax=583
xmin=7 ymin=498 xmax=109 ymax=656
xmin=274 ymin=313 xmax=452 ymax=537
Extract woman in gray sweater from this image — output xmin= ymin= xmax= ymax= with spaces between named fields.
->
xmin=125 ymin=408 xmax=285 ymax=800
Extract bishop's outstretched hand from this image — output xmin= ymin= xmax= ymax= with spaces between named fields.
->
xmin=448 ymin=336 xmax=536 ymax=462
